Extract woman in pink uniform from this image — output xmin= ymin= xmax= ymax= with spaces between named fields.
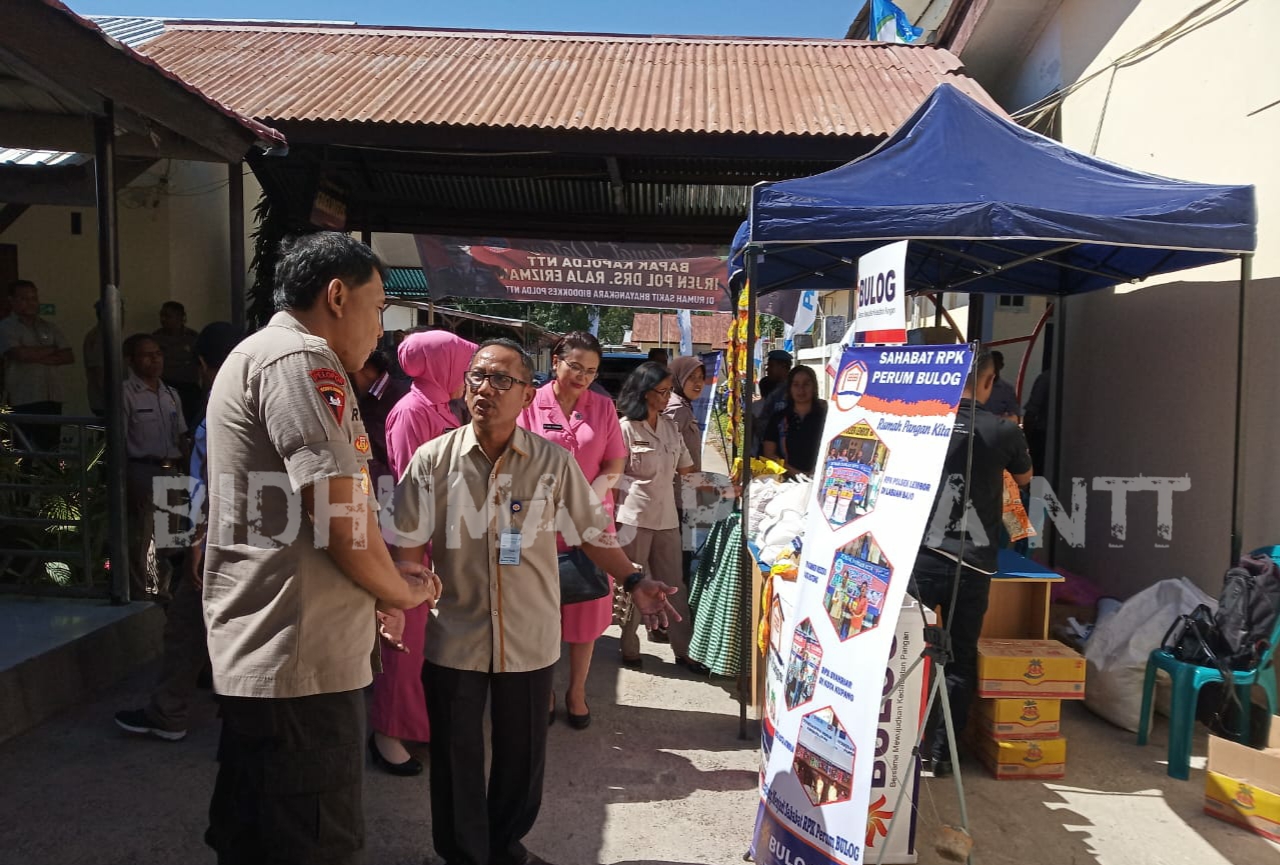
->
xmin=368 ymin=329 xmax=477 ymax=775
xmin=517 ymin=331 xmax=626 ymax=730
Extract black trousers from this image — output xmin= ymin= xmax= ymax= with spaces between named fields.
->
xmin=423 ymin=661 xmax=554 ymax=865
xmin=207 ymin=689 xmax=365 ymax=865
xmin=908 ymin=550 xmax=992 ymax=762
xmin=146 ymin=557 xmax=208 ymax=731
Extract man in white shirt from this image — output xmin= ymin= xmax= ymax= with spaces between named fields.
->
xmin=122 ymin=332 xmax=187 ymax=600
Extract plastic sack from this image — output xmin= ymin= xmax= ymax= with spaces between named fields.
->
xmin=753 ymin=480 xmax=813 ymax=568
xmin=1083 ymin=577 xmax=1216 ymax=732
xmin=1001 ymin=470 xmax=1035 ymax=542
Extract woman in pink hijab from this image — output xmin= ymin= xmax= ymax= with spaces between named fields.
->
xmin=368 ymin=329 xmax=477 ymax=776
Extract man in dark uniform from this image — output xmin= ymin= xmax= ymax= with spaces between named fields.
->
xmin=911 ymin=349 xmax=1033 ymax=777
xmin=153 ymin=300 xmax=202 ymax=427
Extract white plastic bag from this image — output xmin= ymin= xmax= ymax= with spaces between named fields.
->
xmin=1083 ymin=577 xmax=1216 ymax=732
xmin=753 ymin=479 xmax=813 ymax=568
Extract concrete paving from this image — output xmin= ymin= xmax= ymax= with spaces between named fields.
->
xmin=0 ymin=625 xmax=1277 ymax=865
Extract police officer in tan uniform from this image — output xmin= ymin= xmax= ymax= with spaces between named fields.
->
xmin=201 ymin=232 xmax=439 ymax=865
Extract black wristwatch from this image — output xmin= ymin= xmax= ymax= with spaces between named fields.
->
xmin=622 ymin=571 xmax=645 ymax=593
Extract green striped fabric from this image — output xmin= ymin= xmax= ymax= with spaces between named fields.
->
xmin=687 ymin=512 xmax=746 ymax=677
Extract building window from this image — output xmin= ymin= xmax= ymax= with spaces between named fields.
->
xmin=997 ymin=295 xmax=1027 ymax=309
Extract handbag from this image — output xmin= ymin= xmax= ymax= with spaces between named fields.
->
xmin=1161 ymin=603 xmax=1222 ymax=667
xmin=558 ymin=548 xmax=610 ymax=606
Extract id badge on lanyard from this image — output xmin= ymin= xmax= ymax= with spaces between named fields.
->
xmin=499 ymin=529 xmax=522 ymax=566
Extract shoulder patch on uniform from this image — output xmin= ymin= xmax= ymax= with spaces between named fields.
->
xmin=309 ymin=367 xmax=347 ymax=423
xmin=309 ymin=367 xmax=346 ymax=387
xmin=354 ymin=434 xmax=370 ymax=454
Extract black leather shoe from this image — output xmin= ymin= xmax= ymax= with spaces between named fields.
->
xmin=675 ymin=656 xmax=712 ymax=675
xmin=368 ymin=735 xmax=423 ymax=777
xmin=565 ymin=695 xmax=591 ymax=730
xmin=929 ymin=757 xmax=954 ymax=778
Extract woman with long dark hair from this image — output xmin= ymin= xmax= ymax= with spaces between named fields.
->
xmin=762 ymin=364 xmax=828 ymax=477
xmin=516 ymin=331 xmax=625 ymax=729
xmin=369 ymin=329 xmax=477 ymax=775
xmin=615 ymin=362 xmax=698 ymax=668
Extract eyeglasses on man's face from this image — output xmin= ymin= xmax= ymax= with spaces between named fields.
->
xmin=560 ymin=359 xmax=598 ymax=379
xmin=465 ymin=369 xmax=529 ymax=392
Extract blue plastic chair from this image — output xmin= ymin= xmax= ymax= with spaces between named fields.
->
xmin=1136 ymin=546 xmax=1280 ymax=779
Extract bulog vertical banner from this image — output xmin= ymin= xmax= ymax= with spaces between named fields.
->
xmin=755 ymin=345 xmax=971 ymax=865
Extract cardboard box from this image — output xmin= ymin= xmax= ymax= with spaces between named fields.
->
xmin=975 ymin=735 xmax=1066 ymax=780
xmin=1204 ymin=722 xmax=1280 ymax=842
xmin=976 ymin=639 xmax=1086 ymax=699
xmin=974 ymin=698 xmax=1061 ymax=739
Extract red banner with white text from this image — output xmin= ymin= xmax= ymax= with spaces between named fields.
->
xmin=414 ymin=235 xmax=731 ymax=311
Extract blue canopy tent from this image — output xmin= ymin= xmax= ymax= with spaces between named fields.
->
xmin=724 ymin=83 xmax=1256 ymax=737
xmin=730 ymin=83 xmax=1254 ymax=297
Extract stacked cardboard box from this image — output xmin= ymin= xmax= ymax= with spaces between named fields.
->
xmin=1204 ymin=720 xmax=1280 ymax=841
xmin=971 ymin=639 xmax=1086 ymax=780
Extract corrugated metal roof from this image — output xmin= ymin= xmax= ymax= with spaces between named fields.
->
xmin=133 ymin=23 xmax=993 ymax=136
xmin=0 ymin=4 xmax=287 ymax=159
xmin=89 ymin=15 xmax=168 ymax=48
xmin=0 ymin=148 xmax=85 ymax=166
xmin=383 ymin=266 xmax=429 ymax=296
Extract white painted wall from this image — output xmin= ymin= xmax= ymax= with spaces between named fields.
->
xmin=0 ymin=159 xmax=257 ymax=414
xmin=988 ymin=0 xmax=1279 ymax=597
xmin=371 ymin=232 xmax=419 ymax=268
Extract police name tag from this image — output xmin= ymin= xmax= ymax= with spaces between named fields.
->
xmin=499 ymin=529 xmax=522 ymax=566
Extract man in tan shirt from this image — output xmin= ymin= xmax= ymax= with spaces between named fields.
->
xmin=201 ymin=232 xmax=439 ymax=865
xmin=390 ymin=338 xmax=678 ymax=865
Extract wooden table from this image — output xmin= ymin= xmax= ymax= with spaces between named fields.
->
xmin=981 ymin=549 xmax=1064 ymax=640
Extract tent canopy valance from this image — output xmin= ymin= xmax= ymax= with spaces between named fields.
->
xmin=729 ymin=84 xmax=1256 ymax=297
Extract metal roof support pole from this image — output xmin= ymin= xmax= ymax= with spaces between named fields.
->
xmin=228 ymin=163 xmax=246 ymax=334
xmin=1230 ymin=254 xmax=1253 ymax=564
xmin=738 ymin=248 xmax=759 ymax=741
xmin=95 ymin=102 xmax=129 ymax=604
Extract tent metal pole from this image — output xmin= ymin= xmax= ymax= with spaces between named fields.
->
xmin=940 ymin=242 xmax=1081 ymax=292
xmin=739 ymin=249 xmax=759 ymax=741
xmin=95 ymin=103 xmax=129 ymax=604
xmin=1046 ymin=296 xmax=1067 ymax=569
xmin=966 ymin=294 xmax=985 ymax=343
xmin=974 ymin=239 xmax=1136 ymax=283
xmin=1230 ymin=254 xmax=1252 ymax=564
